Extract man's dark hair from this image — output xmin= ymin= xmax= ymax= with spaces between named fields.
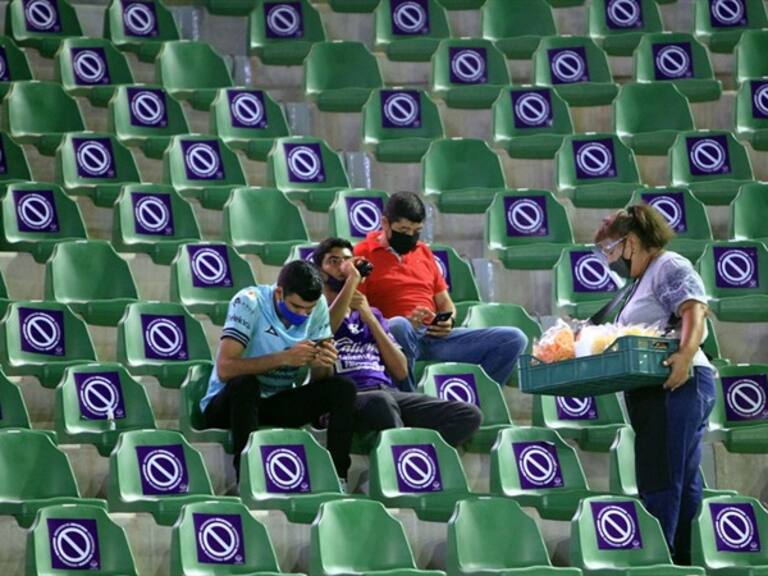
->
xmin=277 ymin=260 xmax=324 ymax=301
xmin=312 ymin=237 xmax=354 ymax=268
xmin=384 ymin=191 xmax=426 ymax=224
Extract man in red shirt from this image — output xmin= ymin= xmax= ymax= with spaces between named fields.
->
xmin=354 ymin=191 xmax=528 ymax=390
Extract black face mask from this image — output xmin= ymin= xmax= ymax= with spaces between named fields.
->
xmin=389 ymin=230 xmax=419 ymax=255
xmin=325 ymin=274 xmax=346 ymax=293
xmin=609 ymin=257 xmax=632 ymax=279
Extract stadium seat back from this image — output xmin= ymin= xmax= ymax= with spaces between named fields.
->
xmin=731 ymin=182 xmax=768 ymax=242
xmin=427 ymin=242 xmax=481 ymax=308
xmin=697 ymin=240 xmax=768 ymax=298
xmin=533 ymin=35 xmax=615 ymax=85
xmin=328 ymin=188 xmax=389 ymax=242
xmin=155 ymin=40 xmax=233 ymax=109
xmin=588 ymin=0 xmax=663 ymax=56
xmin=0 ymin=371 xmax=30 ymax=430
xmin=554 ymin=245 xmax=623 ymax=319
xmin=268 ymin=136 xmax=350 ymax=192
xmin=249 ymin=0 xmax=326 ymax=65
xmin=557 ymin=132 xmax=640 ymax=188
xmin=0 ymin=35 xmax=32 ymax=97
xmin=534 ymin=393 xmax=626 ymax=442
xmin=56 ymin=37 xmax=134 ymax=104
xmin=693 ymin=0 xmax=768 ymax=53
xmin=5 ymin=0 xmax=82 ymax=57
xmin=670 ymin=130 xmax=753 ymax=186
xmin=104 ymin=0 xmax=180 ymax=62
xmin=462 ymin=303 xmax=541 ymax=356
xmin=735 ymin=79 xmax=768 ymax=151
xmin=481 ymin=0 xmax=557 ymax=59
xmin=0 ymin=131 xmax=32 ymax=183
xmin=711 ymin=363 xmax=768 ymax=430
xmin=735 ymin=29 xmax=768 ymax=85
xmin=374 ymin=0 xmax=450 ymax=62
xmin=178 ymin=362 xmax=232 ymax=449
xmin=423 ymin=138 xmax=506 ymax=194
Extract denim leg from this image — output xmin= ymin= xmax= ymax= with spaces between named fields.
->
xmin=388 ymin=316 xmax=425 ymax=392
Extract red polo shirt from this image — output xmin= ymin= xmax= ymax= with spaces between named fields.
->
xmin=354 ymin=231 xmax=448 ymax=319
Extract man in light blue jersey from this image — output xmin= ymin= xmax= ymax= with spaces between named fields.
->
xmin=201 ymin=260 xmax=357 ymax=481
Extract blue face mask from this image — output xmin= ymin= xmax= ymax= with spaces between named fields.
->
xmin=278 ymin=299 xmax=309 ymax=327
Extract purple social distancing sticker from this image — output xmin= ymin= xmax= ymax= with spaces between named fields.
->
xmin=380 ymin=90 xmax=422 ymax=129
xmin=136 ymin=444 xmax=189 ymax=495
xmin=548 ymin=46 xmax=590 ymax=84
xmin=434 ymin=373 xmax=479 ymax=406
xmin=13 ymin=189 xmax=60 ymax=233
xmin=591 ymin=501 xmax=644 ymax=550
xmin=132 ymin=192 xmax=174 ymax=236
xmin=605 ymin=0 xmax=644 ymax=29
xmin=709 ymin=0 xmax=748 ymax=28
xmin=713 ymin=246 xmax=759 ymax=289
xmin=513 ymin=441 xmax=563 ymax=490
xmin=127 ymin=87 xmax=168 ymax=128
xmin=23 ymin=0 xmax=62 ymax=33
xmin=228 ymin=90 xmax=268 ymax=129
xmin=556 ymin=396 xmax=599 ymax=420
xmin=346 ymin=196 xmax=383 ymax=238
xmin=187 ymin=244 xmax=233 ymax=288
xmin=504 ymin=195 xmax=549 ymax=237
xmin=0 ymin=47 xmax=9 ymax=81
xmin=710 ymin=502 xmax=761 ymax=552
xmin=652 ymin=42 xmax=693 ymax=80
xmin=573 ymin=138 xmax=617 ymax=180
xmin=260 ymin=444 xmax=312 ymax=493
xmin=19 ymin=307 xmax=65 ymax=356
xmin=686 ymin=134 xmax=732 ymax=176
xmin=511 ymin=89 xmax=554 ymax=129
xmin=721 ymin=374 xmax=768 ymax=422
xmin=193 ymin=513 xmax=246 ymax=564
xmin=74 ymin=371 xmax=126 ymax=420
xmin=141 ymin=314 xmax=189 ymax=361
xmin=0 ymin=137 xmax=7 ymax=175
xmin=71 ymin=47 xmax=111 ymax=86
xmin=121 ymin=0 xmax=159 ymax=37
xmin=642 ymin=192 xmax=688 ymax=233
xmin=181 ymin=139 xmax=225 ymax=181
xmin=570 ymin=250 xmax=618 ymax=293
xmin=73 ymin=137 xmax=116 ymax=179
xmin=390 ymin=0 xmax=430 ymax=36
xmin=751 ymin=81 xmax=768 ymax=120
xmin=431 ymin=249 xmax=453 ymax=291
xmin=264 ymin=1 xmax=304 ymax=38
xmin=48 ymin=518 xmax=101 ymax=570
xmin=449 ymin=47 xmax=487 ymax=84
xmin=392 ymin=444 xmax=443 ymax=493
xmin=284 ymin=142 xmax=326 ymax=183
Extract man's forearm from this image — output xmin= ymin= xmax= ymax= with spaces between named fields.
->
xmin=217 ymin=349 xmax=287 ymax=382
xmin=364 ymin=314 xmax=408 ymax=381
xmin=328 ymin=278 xmax=360 ymax=333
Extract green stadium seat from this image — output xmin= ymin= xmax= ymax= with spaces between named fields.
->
xmin=104 ymin=0 xmax=180 ymax=62
xmin=249 ymin=0 xmax=326 ymax=66
xmin=54 ymin=131 xmax=142 ymax=207
xmin=205 ymin=0 xmax=259 ymax=15
xmin=422 ymin=138 xmax=507 ymax=213
xmin=4 ymin=0 xmax=82 ymax=58
xmin=374 ymin=0 xmax=450 ymax=62
xmin=588 ymin=0 xmax=663 ymax=56
xmin=0 ymin=36 xmax=32 ymax=100
xmin=418 ymin=362 xmax=514 ymax=452
xmin=486 ymin=189 xmax=574 ymax=270
xmin=285 ymin=242 xmax=319 ymax=264
xmin=54 ymin=362 xmax=156 ymax=457
xmin=436 ymin=0 xmax=484 ymax=8
xmin=0 ymin=429 xmax=105 ymax=528
xmin=267 ymin=136 xmax=350 ymax=212
xmin=614 ymin=82 xmax=695 ymax=156
xmin=634 ymin=32 xmax=722 ymax=102
xmin=731 ymin=183 xmax=768 ymax=244
xmin=2 ymin=80 xmax=85 ymax=156
xmin=431 ymin=38 xmax=510 ymax=109
xmin=162 ymin=134 xmax=247 ymax=210
xmin=26 ymin=503 xmax=138 ymax=575
xmin=707 ymin=364 xmax=768 ymax=453
xmin=44 ymin=240 xmax=139 ymax=326
xmin=533 ymin=36 xmax=618 ymax=107
xmin=171 ymin=499 xmax=303 ymax=576
xmin=304 ymin=41 xmax=383 ymax=112
xmin=311 ymin=499 xmax=446 ymax=576
xmin=702 ymin=316 xmax=729 ymax=367
xmin=223 ymin=186 xmax=310 ymax=266
xmin=363 ymin=88 xmax=444 ymax=163
xmin=112 ymin=183 xmax=201 ymax=265
xmin=108 ymin=84 xmax=190 ymax=160
xmin=0 ymin=300 xmax=96 ymax=388
xmin=735 ymin=79 xmax=768 ymax=151
xmin=328 ymin=188 xmax=389 ymax=242
xmin=482 ymin=0 xmax=557 ymax=60
xmin=116 ymin=301 xmax=213 ymax=389
xmin=461 ymin=302 xmax=541 ymax=356
xmin=571 ymin=495 xmax=704 ymax=576
xmin=556 ymin=133 xmax=643 ymax=208
xmin=532 ymin=393 xmax=627 ymax=452
xmin=240 ymin=428 xmax=353 ymax=523
xmin=369 ymin=427 xmax=472 ymax=521
xmin=692 ymin=495 xmax=768 ymax=575
xmin=108 ymin=429 xmax=237 ymax=525
xmin=553 ymin=245 xmax=624 ymax=320
xmin=0 ymin=181 xmax=88 ymax=263
xmin=628 ymin=187 xmax=713 ymax=263
xmin=0 ymin=370 xmax=31 ymax=431
xmin=170 ymin=242 xmax=256 ymax=325
xmin=493 ymin=86 xmax=574 ymax=159
xmin=490 ymin=426 xmax=607 ymax=521
xmin=546 ymin=0 xmax=586 ymax=6
xmin=694 ymin=0 xmax=768 ymax=54
xmin=0 ymin=132 xmax=32 ymax=188
xmin=669 ymin=130 xmax=754 ymax=205
xmin=179 ymin=362 xmax=233 ymax=451
xmin=734 ymin=29 xmax=768 ymax=86
xmin=155 ymin=40 xmax=233 ymax=111
xmin=323 ymin=0 xmax=379 ymax=11
xmin=210 ymin=87 xmax=290 ymax=161
xmin=428 ymin=243 xmax=482 ymax=324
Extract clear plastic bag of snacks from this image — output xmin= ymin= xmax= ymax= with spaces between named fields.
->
xmin=533 ymin=319 xmax=576 ymax=363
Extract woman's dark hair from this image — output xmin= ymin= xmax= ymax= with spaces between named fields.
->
xmin=277 ymin=260 xmax=324 ymax=302
xmin=312 ymin=237 xmax=354 ymax=268
xmin=384 ymin=191 xmax=426 ymax=224
xmin=594 ymin=203 xmax=675 ymax=249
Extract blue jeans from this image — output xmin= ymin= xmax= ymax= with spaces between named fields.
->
xmin=625 ymin=366 xmax=716 ymax=565
xmin=388 ymin=317 xmax=529 ymax=391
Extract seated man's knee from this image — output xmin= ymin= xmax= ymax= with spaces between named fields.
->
xmin=388 ymin=316 xmax=415 ymax=342
xmin=488 ymin=327 xmax=528 ymax=357
xmin=356 ymin=392 xmax=401 ymax=430
xmin=329 ymin=376 xmax=357 ymax=404
xmin=226 ymin=375 xmax=261 ymax=400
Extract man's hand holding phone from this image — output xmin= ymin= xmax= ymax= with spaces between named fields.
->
xmin=311 ymin=339 xmax=338 ymax=368
xmin=427 ymin=311 xmax=454 ymax=338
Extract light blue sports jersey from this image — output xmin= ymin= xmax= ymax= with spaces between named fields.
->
xmin=200 ymin=284 xmax=332 ymax=412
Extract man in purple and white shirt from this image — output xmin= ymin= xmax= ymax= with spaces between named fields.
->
xmin=313 ymin=237 xmax=482 ymax=446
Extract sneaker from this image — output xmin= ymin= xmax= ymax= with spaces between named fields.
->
xmin=339 ymin=478 xmax=349 ymax=494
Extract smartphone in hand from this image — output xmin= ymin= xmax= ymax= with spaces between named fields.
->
xmin=431 ymin=311 xmax=453 ymax=325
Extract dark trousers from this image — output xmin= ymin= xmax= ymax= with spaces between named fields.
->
xmin=204 ymin=375 xmax=357 ymax=479
xmin=625 ymin=366 xmax=716 ymax=565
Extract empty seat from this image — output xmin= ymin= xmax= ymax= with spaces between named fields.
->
xmin=223 ymin=186 xmax=310 ymax=266
xmin=44 ymin=240 xmax=139 ymax=326
xmin=285 ymin=242 xmax=319 ymax=263
xmin=428 ymin=243 xmax=483 ymax=324
xmin=731 ymin=182 xmax=768 ymax=244
xmin=669 ymin=130 xmax=754 ymax=205
xmin=54 ymin=362 xmax=156 ymax=457
xmin=0 ymin=36 xmax=33 ymax=99
xmin=486 ymin=189 xmax=574 ymax=270
xmin=170 ymin=242 xmax=257 ymax=325
xmin=628 ymin=186 xmax=713 ymax=263
xmin=553 ymin=245 xmax=624 ymax=320
xmin=249 ymin=0 xmax=326 ymax=65
xmin=462 ymin=303 xmax=542 ymax=358
xmin=112 ymin=183 xmax=201 ymax=265
xmin=267 ymin=136 xmax=350 ymax=212
xmin=162 ymin=134 xmax=247 ymax=210
xmin=179 ymin=362 xmax=232 ymax=451
xmin=54 ymin=131 xmax=142 ymax=207
xmin=437 ymin=0 xmax=484 ymax=8
xmin=694 ymin=0 xmax=768 ymax=54
xmin=0 ymin=181 xmax=88 ymax=263
xmin=211 ymin=87 xmax=290 ymax=161
xmin=634 ymin=32 xmax=722 ymax=102
xmin=482 ymin=0 xmax=557 ymax=60
xmin=419 ymin=362 xmax=514 ymax=452
xmin=107 ymin=429 xmax=238 ymax=525
xmin=556 ymin=132 xmax=643 ymax=208
xmin=0 ymin=370 xmax=31 ymax=431
xmin=205 ymin=0 xmax=261 ymax=14
xmin=614 ymin=82 xmax=695 ymax=156
xmin=493 ymin=86 xmax=574 ymax=159
xmin=0 ymin=429 xmax=105 ymax=528
xmin=4 ymin=0 xmax=82 ymax=58
xmin=156 ymin=40 xmax=233 ymax=110
xmin=431 ymin=38 xmax=510 ymax=109
xmin=108 ymin=84 xmax=190 ymax=159
xmin=735 ymin=79 xmax=768 ymax=151
xmin=734 ymin=29 xmax=768 ymax=86
xmin=423 ymin=138 xmax=507 ymax=213
xmin=0 ymin=300 xmax=96 ymax=388
xmin=363 ymin=88 xmax=444 ymax=163
xmin=329 ymin=188 xmax=389 ymax=242
xmin=104 ymin=0 xmax=180 ymax=62
xmin=374 ymin=0 xmax=450 ymax=62
xmin=26 ymin=503 xmax=138 ymax=575
xmin=304 ymin=41 xmax=383 ymax=112
xmin=533 ymin=36 xmax=618 ymax=107
xmin=116 ymin=301 xmax=213 ymax=389
xmin=0 ymin=131 xmax=32 ymax=189
xmin=588 ymin=0 xmax=663 ymax=56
